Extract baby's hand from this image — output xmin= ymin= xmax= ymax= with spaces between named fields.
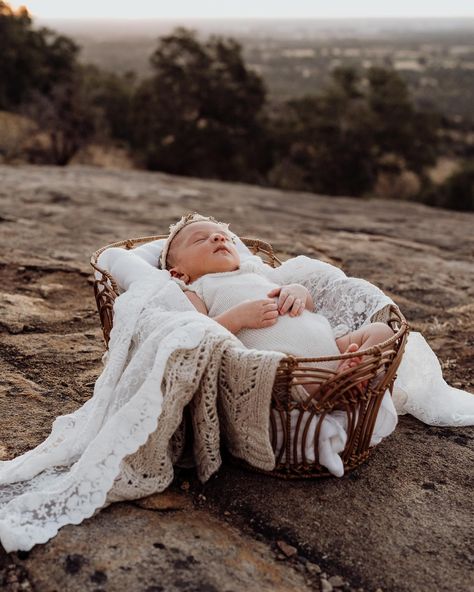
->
xmin=233 ymin=298 xmax=279 ymax=330
xmin=267 ymin=284 xmax=309 ymax=316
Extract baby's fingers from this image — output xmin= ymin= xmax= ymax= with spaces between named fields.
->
xmin=261 ymin=308 xmax=278 ymax=327
xmin=279 ymin=294 xmax=295 ymax=315
xmin=289 ymin=299 xmax=304 ymax=316
xmin=263 ymin=300 xmax=278 ymax=310
xmin=267 ymin=287 xmax=281 ymax=298
xmin=263 ymin=309 xmax=279 ymax=320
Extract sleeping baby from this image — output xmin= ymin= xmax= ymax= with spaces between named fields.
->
xmin=159 ymin=213 xmax=395 ymax=401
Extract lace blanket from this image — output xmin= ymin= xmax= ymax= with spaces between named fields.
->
xmin=0 ymin=270 xmax=284 ymax=552
xmin=1 ymin=252 xmax=473 ymax=553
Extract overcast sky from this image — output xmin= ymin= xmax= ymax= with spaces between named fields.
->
xmin=19 ymin=0 xmax=474 ymax=19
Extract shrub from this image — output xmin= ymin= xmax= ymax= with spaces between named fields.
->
xmin=130 ymin=27 xmax=269 ymax=182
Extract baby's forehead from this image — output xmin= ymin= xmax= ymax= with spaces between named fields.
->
xmin=179 ymin=221 xmax=229 ymax=241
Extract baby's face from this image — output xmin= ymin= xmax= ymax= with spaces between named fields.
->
xmin=167 ymin=221 xmax=240 ymax=283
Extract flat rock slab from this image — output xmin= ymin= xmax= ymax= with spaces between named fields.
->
xmin=0 ymin=164 xmax=473 ymax=592
xmin=197 ymin=417 xmax=474 ymax=592
xmin=3 ymin=500 xmax=313 ymax=592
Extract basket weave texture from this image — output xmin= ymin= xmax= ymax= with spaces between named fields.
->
xmin=90 ymin=235 xmax=409 ymax=478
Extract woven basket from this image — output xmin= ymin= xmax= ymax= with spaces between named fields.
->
xmin=90 ymin=235 xmax=409 ymax=478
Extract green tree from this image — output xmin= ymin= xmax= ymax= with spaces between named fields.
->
xmin=367 ymin=67 xmax=439 ymax=173
xmin=440 ymin=163 xmax=474 ymax=211
xmin=0 ymin=2 xmax=78 ymax=109
xmin=0 ymin=3 xmax=107 ymax=164
xmin=419 ymin=162 xmax=474 ymax=212
xmin=131 ymin=27 xmax=269 ymax=182
xmin=80 ymin=64 xmax=136 ymax=143
xmin=23 ymin=69 xmax=100 ymax=165
xmin=268 ymin=66 xmax=439 ymax=197
xmin=268 ymin=67 xmax=377 ymax=196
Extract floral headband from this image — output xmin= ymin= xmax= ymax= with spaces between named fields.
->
xmin=158 ymin=212 xmax=232 ymax=270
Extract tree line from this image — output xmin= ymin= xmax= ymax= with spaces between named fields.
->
xmin=0 ymin=2 xmax=472 ymax=211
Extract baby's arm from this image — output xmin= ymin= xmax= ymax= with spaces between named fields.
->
xmin=184 ymin=292 xmax=278 ymax=335
xmin=185 ymin=291 xmax=208 ymax=315
xmin=185 ymin=291 xmax=240 ymax=333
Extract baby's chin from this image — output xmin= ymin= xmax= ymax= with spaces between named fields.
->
xmin=209 ymin=257 xmax=240 ymax=273
xmin=214 ymin=261 xmax=240 ymax=272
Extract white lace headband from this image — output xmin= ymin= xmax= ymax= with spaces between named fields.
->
xmin=159 ymin=212 xmax=230 ymax=270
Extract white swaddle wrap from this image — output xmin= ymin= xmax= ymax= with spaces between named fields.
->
xmin=179 ymin=257 xmax=341 ymax=368
xmin=271 ymin=390 xmax=399 ymax=477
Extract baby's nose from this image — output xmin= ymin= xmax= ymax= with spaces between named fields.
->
xmin=211 ymin=233 xmax=226 ymax=242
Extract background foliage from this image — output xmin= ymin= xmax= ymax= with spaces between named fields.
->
xmin=0 ymin=2 xmax=472 ymax=211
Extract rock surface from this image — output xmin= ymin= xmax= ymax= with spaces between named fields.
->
xmin=0 ymin=164 xmax=473 ymax=592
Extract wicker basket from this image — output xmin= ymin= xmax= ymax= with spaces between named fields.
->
xmin=90 ymin=235 xmax=409 ymax=478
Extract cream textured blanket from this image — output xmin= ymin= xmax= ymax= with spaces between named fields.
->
xmin=106 ymin=331 xmax=285 ymax=505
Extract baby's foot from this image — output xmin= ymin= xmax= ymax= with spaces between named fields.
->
xmin=297 ymin=344 xmax=368 ymax=410
xmin=337 ymin=343 xmax=369 ymax=391
xmin=337 ymin=343 xmax=362 ymax=373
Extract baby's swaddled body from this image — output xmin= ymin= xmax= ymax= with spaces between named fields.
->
xmin=181 ymin=259 xmax=341 ymax=371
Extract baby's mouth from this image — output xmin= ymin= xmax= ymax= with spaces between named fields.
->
xmin=213 ymin=246 xmax=230 ymax=254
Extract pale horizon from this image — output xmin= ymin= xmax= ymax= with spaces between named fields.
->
xmin=13 ymin=0 xmax=474 ymax=20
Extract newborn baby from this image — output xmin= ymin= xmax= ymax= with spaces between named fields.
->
xmin=161 ymin=213 xmax=394 ymax=400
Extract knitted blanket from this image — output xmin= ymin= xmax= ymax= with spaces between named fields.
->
xmin=105 ymin=333 xmax=285 ymax=505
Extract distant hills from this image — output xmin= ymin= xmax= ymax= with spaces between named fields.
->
xmin=37 ymin=17 xmax=474 ymax=40
xmin=38 ymin=18 xmax=474 ymax=120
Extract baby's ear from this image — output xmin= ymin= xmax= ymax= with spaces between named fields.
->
xmin=169 ymin=267 xmax=190 ymax=284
